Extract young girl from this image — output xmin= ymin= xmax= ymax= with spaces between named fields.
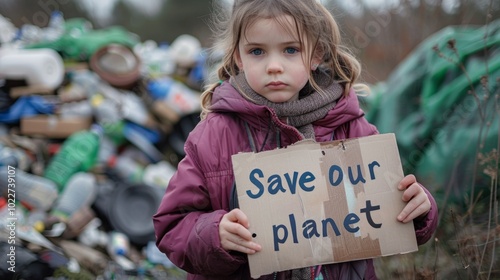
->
xmin=153 ymin=0 xmax=438 ymax=279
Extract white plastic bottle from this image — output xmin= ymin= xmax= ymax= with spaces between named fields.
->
xmin=143 ymin=160 xmax=176 ymax=189
xmin=44 ymin=11 xmax=65 ymax=41
xmin=0 ymin=167 xmax=58 ymax=211
xmin=108 ymin=231 xmax=130 ymax=257
xmin=50 ymin=172 xmax=97 ymax=221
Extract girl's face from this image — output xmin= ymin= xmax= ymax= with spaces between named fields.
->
xmin=235 ymin=15 xmax=317 ymax=103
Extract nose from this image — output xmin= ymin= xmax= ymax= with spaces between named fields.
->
xmin=266 ymin=56 xmax=283 ymax=74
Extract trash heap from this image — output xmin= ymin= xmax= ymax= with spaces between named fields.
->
xmin=0 ymin=11 xmax=209 ymax=279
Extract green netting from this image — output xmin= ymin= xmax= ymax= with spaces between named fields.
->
xmin=361 ymin=19 xmax=500 ymax=206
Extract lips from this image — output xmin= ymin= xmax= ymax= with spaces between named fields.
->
xmin=266 ymin=81 xmax=287 ymax=89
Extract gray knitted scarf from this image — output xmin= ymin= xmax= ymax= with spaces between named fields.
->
xmin=229 ymin=71 xmax=343 ymax=139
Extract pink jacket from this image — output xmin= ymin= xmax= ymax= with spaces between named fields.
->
xmin=153 ymin=82 xmax=438 ymax=280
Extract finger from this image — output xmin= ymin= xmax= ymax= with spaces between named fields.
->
xmin=399 ymin=200 xmax=431 ymax=223
xmin=227 ymin=209 xmax=250 ymax=228
xmin=223 ymin=240 xmax=261 ymax=254
xmin=224 ymin=235 xmax=262 ymax=254
xmin=397 ymin=192 xmax=427 ymax=222
xmin=225 ymin=221 xmax=253 ymax=241
xmin=220 ymin=227 xmax=261 ymax=254
xmin=401 ymin=183 xmax=421 ymax=202
xmin=398 ymin=174 xmax=417 ymax=191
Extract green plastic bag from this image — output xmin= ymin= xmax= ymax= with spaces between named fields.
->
xmin=362 ymin=20 xmax=500 ymax=206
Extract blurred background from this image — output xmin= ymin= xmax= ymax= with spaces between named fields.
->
xmin=1 ymin=0 xmax=498 ymax=83
xmin=0 ymin=0 xmax=498 ymax=279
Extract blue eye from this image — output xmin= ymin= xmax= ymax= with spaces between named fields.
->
xmin=250 ymin=49 xmax=263 ymax=55
xmin=285 ymin=47 xmax=298 ymax=54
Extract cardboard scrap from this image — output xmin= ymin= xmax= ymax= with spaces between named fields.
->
xmin=20 ymin=115 xmax=92 ymax=139
xmin=231 ymin=133 xmax=417 ymax=278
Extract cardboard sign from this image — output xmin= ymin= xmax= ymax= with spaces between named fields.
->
xmin=231 ymin=133 xmax=418 ymax=278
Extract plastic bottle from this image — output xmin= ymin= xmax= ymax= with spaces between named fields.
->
xmin=70 ymin=70 xmax=102 ymax=98
xmin=91 ymin=94 xmax=122 ymax=125
xmin=44 ymin=11 xmax=65 ymax=42
xmin=43 ymin=126 xmax=101 ymax=191
xmin=134 ymin=40 xmax=175 ymax=78
xmin=90 ymin=94 xmax=127 ymax=146
xmin=143 ymin=161 xmax=176 ymax=189
xmin=108 ymin=231 xmax=130 ymax=257
xmin=108 ymin=154 xmax=144 ymax=184
xmin=120 ymin=91 xmax=155 ymax=128
xmin=0 ymin=143 xmax=32 ymax=171
xmin=17 ymin=24 xmax=43 ymax=45
xmin=50 ymin=172 xmax=97 ymax=221
xmin=97 ymin=135 xmax=117 ymax=166
xmin=147 ymin=77 xmax=201 ymax=117
xmin=0 ymin=167 xmax=58 ymax=211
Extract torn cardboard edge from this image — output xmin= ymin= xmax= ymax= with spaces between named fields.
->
xmin=231 ymin=133 xmax=418 ymax=278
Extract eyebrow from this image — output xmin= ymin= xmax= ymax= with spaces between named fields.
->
xmin=243 ymin=41 xmax=300 ymax=47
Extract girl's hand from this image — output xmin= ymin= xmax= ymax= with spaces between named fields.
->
xmin=397 ymin=174 xmax=431 ymax=223
xmin=219 ymin=209 xmax=262 ymax=254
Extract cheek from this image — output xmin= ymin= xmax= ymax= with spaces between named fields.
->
xmin=244 ymin=70 xmax=260 ymax=88
xmin=293 ymin=68 xmax=310 ymax=85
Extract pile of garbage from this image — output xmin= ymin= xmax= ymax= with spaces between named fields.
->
xmin=0 ymin=11 xmax=209 ymax=279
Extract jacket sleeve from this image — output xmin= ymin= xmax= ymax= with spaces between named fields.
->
xmin=153 ymin=139 xmax=247 ymax=276
xmin=413 ymin=185 xmax=439 ymax=245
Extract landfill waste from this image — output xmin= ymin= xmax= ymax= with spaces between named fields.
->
xmin=0 ymin=96 xmax=56 ymax=124
xmin=0 ymin=15 xmax=16 ymax=44
xmin=43 ymin=126 xmax=101 ymax=191
xmin=0 ymin=166 xmax=58 ymax=211
xmin=108 ymin=231 xmax=130 ymax=258
xmin=0 ymin=48 xmax=65 ymax=90
xmin=50 ymin=172 xmax=97 ymax=221
xmin=0 ymin=142 xmax=32 ymax=170
xmin=0 ymin=10 xmax=206 ymax=279
xmin=89 ymin=44 xmax=141 ymax=89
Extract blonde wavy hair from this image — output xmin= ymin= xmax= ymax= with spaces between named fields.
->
xmin=200 ymin=0 xmax=367 ymax=119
